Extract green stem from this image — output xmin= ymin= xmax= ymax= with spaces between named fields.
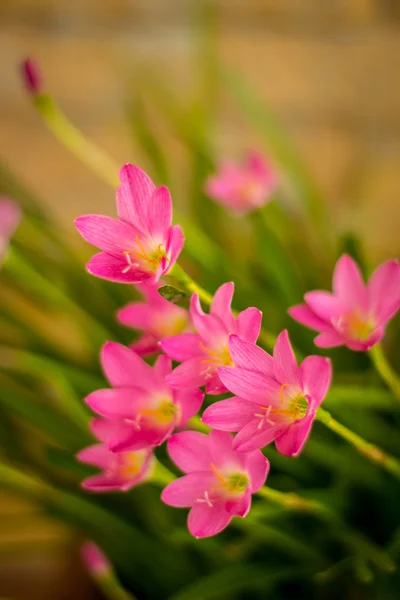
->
xmin=316 ymin=408 xmax=400 ymax=480
xmin=33 ymin=94 xmax=119 ymax=188
xmin=369 ymin=343 xmax=400 ymax=402
xmin=171 ymin=263 xmax=276 ymax=349
xmin=94 ymin=572 xmax=136 ymax=600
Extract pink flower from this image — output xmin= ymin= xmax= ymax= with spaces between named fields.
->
xmin=289 ymin=255 xmax=400 ymax=351
xmin=77 ymin=418 xmax=154 ymax=492
xmin=203 ymin=331 xmax=332 ymax=457
xmin=161 ymin=430 xmax=269 ymax=538
xmin=81 ymin=542 xmax=112 ymax=576
xmin=117 ymin=283 xmax=192 ymax=356
xmin=84 ymin=342 xmax=204 ymax=452
xmin=205 ymin=152 xmax=278 ymax=214
xmin=21 ymin=58 xmax=43 ymax=96
xmin=162 ymin=282 xmax=262 ymax=394
xmin=0 ymin=198 xmax=21 ymax=266
xmin=75 ymin=164 xmax=184 ymax=284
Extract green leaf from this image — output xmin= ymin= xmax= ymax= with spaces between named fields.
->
xmin=158 ymin=285 xmax=188 ymax=305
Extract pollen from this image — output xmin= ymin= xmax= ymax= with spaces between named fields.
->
xmin=123 ymin=235 xmax=168 ymax=273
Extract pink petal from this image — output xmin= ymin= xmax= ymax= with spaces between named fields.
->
xmin=288 ymin=304 xmax=329 ymax=332
xmin=218 ymin=367 xmax=281 ymax=403
xmin=90 ymin=418 xmax=135 ymax=451
xmin=166 ymin=357 xmax=208 ymax=389
xmin=146 ymin=186 xmax=172 ymax=237
xmin=202 ymin=398 xmax=257 ymax=431
xmin=161 ymin=472 xmax=215 ymax=507
xmin=314 ymin=330 xmax=344 ymax=348
xmin=333 ymin=254 xmax=367 ymax=309
xmin=101 ymin=341 xmax=155 ymax=389
xmin=165 ymin=225 xmax=184 ymax=269
xmin=117 ymin=164 xmax=156 ymax=231
xmin=274 ymin=412 xmax=315 ymax=457
xmin=233 ymin=419 xmax=286 ymax=452
xmin=300 ymin=356 xmax=332 ymax=406
xmin=75 ymin=215 xmax=138 ymax=257
xmin=130 ymin=333 xmax=161 ymax=356
xmin=110 ymin=423 xmax=173 ymax=452
xmin=205 ymin=373 xmax=228 ymax=395
xmin=86 ymin=252 xmax=146 ymax=284
xmin=82 ymin=474 xmax=126 ymax=492
xmin=188 ymin=503 xmax=232 ymax=538
xmin=304 ymin=291 xmax=343 ymax=321
xmin=117 ymin=302 xmax=156 ymax=330
xmin=153 ymin=354 xmax=172 ymax=380
xmin=210 ymin=282 xmax=235 ymax=329
xmin=235 ymin=307 xmax=262 ymax=343
xmin=85 ymin=388 xmax=143 ymax=419
xmin=225 ymin=490 xmax=251 ymax=517
xmin=208 ymin=430 xmax=245 ymax=470
xmin=167 ymin=431 xmax=212 ymax=473
xmin=228 ymin=335 xmax=274 ymax=376
xmin=190 ymin=295 xmax=228 ymax=346
xmin=161 ymin=334 xmax=202 ymax=362
xmin=76 ymin=444 xmax=110 ymax=469
xmin=245 ymin=451 xmax=270 ymax=493
xmin=273 ymin=330 xmax=300 ymax=385
xmin=174 ymin=388 xmax=204 ymax=426
xmin=368 ymin=259 xmax=400 ymax=323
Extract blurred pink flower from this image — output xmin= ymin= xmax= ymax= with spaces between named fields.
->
xmin=161 ymin=430 xmax=269 ymax=538
xmin=162 ymin=282 xmax=262 ymax=394
xmin=81 ymin=542 xmax=111 ymax=575
xmin=0 ymin=198 xmax=21 ymax=266
xmin=21 ymin=58 xmax=43 ymax=95
xmin=289 ymin=254 xmax=400 ymax=351
xmin=75 ymin=164 xmax=184 ymax=284
xmin=85 ymin=342 xmax=204 ymax=452
xmin=117 ymin=283 xmax=192 ymax=356
xmin=77 ymin=419 xmax=154 ymax=492
xmin=203 ymin=331 xmax=331 ymax=457
xmin=205 ymin=152 xmax=278 ymax=214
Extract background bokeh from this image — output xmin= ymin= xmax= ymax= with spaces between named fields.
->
xmin=1 ymin=1 xmax=400 ymax=598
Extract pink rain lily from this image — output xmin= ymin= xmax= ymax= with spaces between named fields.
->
xmin=75 ymin=164 xmax=184 ymax=284
xmin=202 ymin=330 xmax=332 ymax=457
xmin=81 ymin=542 xmax=112 ymax=576
xmin=117 ymin=283 xmax=192 ymax=356
xmin=85 ymin=341 xmax=204 ymax=452
xmin=77 ymin=418 xmax=154 ymax=492
xmin=205 ymin=152 xmax=278 ymax=214
xmin=289 ymin=254 xmax=400 ymax=351
xmin=162 ymin=282 xmax=262 ymax=395
xmin=0 ymin=198 xmax=21 ymax=266
xmin=161 ymin=430 xmax=269 ymax=538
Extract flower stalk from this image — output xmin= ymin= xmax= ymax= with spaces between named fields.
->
xmin=316 ymin=408 xmax=400 ymax=479
xmin=369 ymin=343 xmax=400 ymax=402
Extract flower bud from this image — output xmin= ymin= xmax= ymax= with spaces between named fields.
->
xmin=21 ymin=58 xmax=43 ymax=95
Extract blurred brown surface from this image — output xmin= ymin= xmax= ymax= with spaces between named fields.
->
xmin=0 ymin=0 xmax=399 ymax=261
xmin=0 ymin=1 xmax=400 ymax=597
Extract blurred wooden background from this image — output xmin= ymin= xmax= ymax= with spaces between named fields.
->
xmin=1 ymin=0 xmax=400 ymax=260
xmin=0 ymin=1 xmax=399 ymax=597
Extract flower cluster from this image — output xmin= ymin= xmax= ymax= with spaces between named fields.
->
xmin=76 ymin=162 xmax=400 ymax=538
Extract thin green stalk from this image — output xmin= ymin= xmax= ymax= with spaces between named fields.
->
xmin=316 ymin=407 xmax=400 ymax=480
xmin=33 ymin=94 xmax=119 ymax=187
xmin=369 ymin=343 xmax=400 ymax=402
xmin=91 ymin=570 xmax=136 ymax=600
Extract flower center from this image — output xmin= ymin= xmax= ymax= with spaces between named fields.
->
xmin=195 ymin=463 xmax=249 ymax=506
xmin=122 ymin=235 xmax=168 ymax=274
xmin=127 ymin=398 xmax=177 ymax=430
xmin=119 ymin=451 xmax=143 ymax=479
xmin=253 ymin=384 xmax=308 ymax=429
xmin=333 ymin=310 xmax=375 ymax=342
xmin=199 ymin=343 xmax=232 ymax=379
